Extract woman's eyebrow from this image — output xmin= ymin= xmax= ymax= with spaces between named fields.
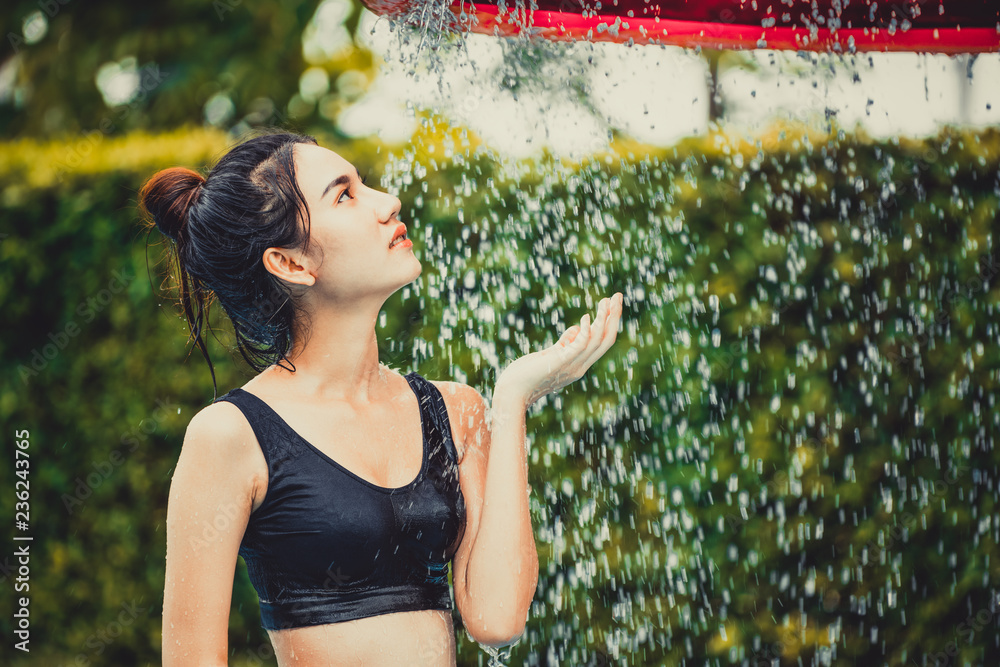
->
xmin=321 ymin=167 xmax=363 ymax=200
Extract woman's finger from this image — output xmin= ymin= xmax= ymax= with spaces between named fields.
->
xmin=580 ymin=295 xmax=623 ymax=369
xmin=582 ymin=298 xmax=611 ymax=355
xmin=575 ymin=313 xmax=592 ymax=350
xmin=558 ymin=325 xmax=581 ymax=347
xmin=564 ymin=294 xmax=620 ymax=367
xmin=564 ymin=299 xmax=605 ymax=358
xmin=591 ymin=310 xmax=622 ymax=364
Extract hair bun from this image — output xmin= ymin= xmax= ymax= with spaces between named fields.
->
xmin=140 ymin=167 xmax=206 ymax=242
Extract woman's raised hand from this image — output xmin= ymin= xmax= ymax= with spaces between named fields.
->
xmin=495 ymin=292 xmax=624 ymax=408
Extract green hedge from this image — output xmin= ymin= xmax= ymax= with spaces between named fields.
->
xmin=1 ymin=120 xmax=998 ymax=665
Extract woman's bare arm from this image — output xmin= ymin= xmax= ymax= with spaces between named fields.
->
xmin=446 ymin=382 xmax=535 ymax=647
xmin=449 ymin=292 xmax=624 ymax=646
xmin=162 ymin=401 xmax=264 ymax=667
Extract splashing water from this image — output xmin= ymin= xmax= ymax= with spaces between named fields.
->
xmin=365 ymin=4 xmax=1000 ymax=665
xmin=482 ymin=643 xmax=516 ymax=666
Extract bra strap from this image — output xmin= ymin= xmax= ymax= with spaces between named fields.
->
xmin=213 ymin=389 xmax=297 ymax=470
xmin=406 ymin=373 xmax=461 ymax=465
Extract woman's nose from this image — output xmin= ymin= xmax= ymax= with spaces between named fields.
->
xmin=378 ymin=192 xmax=402 ymax=224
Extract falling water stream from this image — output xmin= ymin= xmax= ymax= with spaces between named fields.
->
xmin=365 ymin=4 xmax=1000 ymax=665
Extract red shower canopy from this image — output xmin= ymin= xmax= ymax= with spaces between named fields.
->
xmin=361 ymin=0 xmax=999 ymax=53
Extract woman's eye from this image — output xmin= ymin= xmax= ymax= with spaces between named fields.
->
xmin=337 ymin=189 xmax=353 ymax=204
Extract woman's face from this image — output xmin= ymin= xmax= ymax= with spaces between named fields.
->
xmin=289 ymin=143 xmax=421 ymax=303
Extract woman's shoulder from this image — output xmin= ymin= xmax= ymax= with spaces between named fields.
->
xmin=384 ymin=366 xmax=485 ymax=408
xmin=180 ymin=397 xmax=264 ymax=467
xmin=190 ymin=394 xmax=250 ymax=424
xmin=176 ymin=397 xmax=268 ymax=509
xmin=426 ymin=377 xmax=485 ymax=407
xmin=422 ymin=378 xmax=487 ymax=464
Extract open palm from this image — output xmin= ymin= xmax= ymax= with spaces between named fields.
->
xmin=497 ymin=292 xmax=624 ymax=407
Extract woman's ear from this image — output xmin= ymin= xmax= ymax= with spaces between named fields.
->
xmin=261 ymin=246 xmax=316 ymax=287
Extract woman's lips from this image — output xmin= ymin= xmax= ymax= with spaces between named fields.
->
xmin=389 ymin=222 xmax=407 ymax=248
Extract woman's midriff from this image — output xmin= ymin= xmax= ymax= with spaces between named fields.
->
xmin=266 ymin=609 xmax=457 ymax=666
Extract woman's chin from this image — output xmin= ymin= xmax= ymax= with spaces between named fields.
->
xmin=389 ymin=266 xmax=422 ymax=295
xmin=408 ymin=258 xmax=422 ymax=279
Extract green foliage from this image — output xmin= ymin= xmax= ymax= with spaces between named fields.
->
xmin=1 ymin=121 xmax=999 ymax=666
xmin=1 ymin=0 xmax=375 ymax=139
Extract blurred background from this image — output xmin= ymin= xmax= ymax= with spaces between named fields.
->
xmin=1 ymin=0 xmax=999 ymax=665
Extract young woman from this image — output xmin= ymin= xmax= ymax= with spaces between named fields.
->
xmin=144 ymin=131 xmax=623 ymax=666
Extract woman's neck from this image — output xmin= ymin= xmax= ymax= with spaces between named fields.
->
xmin=263 ymin=303 xmax=389 ymax=404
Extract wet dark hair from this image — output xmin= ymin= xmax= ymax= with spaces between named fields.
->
xmin=140 ymin=131 xmax=320 ymax=400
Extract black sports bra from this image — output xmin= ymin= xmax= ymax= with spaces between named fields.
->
xmin=213 ymin=372 xmax=467 ymax=630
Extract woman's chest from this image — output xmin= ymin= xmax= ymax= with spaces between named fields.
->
xmin=262 ymin=400 xmax=427 ymax=489
xmin=245 ymin=450 xmax=466 ymax=588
